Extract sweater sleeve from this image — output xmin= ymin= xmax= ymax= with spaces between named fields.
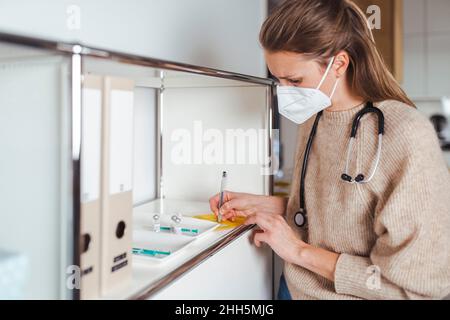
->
xmin=334 ymin=114 xmax=450 ymax=300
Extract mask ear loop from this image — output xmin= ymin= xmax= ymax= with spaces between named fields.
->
xmin=329 ymin=78 xmax=340 ymax=100
xmin=316 ymin=56 xmax=336 ymax=90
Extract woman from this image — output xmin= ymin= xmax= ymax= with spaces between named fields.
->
xmin=209 ymin=0 xmax=450 ymax=300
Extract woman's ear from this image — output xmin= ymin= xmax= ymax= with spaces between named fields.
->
xmin=334 ymin=51 xmax=350 ymax=77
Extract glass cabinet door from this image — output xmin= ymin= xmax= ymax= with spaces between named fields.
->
xmin=0 ymin=40 xmax=74 ymax=299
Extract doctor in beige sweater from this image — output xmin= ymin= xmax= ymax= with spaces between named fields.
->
xmin=209 ymin=0 xmax=450 ymax=300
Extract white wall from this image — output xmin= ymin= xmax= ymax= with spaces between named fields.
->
xmin=162 ymin=85 xmax=268 ymax=201
xmin=0 ymin=0 xmax=267 ymax=77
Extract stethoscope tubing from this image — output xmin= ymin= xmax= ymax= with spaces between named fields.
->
xmin=295 ymin=102 xmax=384 ymax=228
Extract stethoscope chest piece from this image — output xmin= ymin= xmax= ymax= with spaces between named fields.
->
xmin=294 ymin=210 xmax=307 ymax=228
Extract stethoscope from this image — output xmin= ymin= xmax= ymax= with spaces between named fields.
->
xmin=294 ymin=102 xmax=385 ymax=228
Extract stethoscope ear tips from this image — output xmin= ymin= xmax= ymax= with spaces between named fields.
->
xmin=341 ymin=173 xmax=365 ymax=183
xmin=341 ymin=174 xmax=352 ymax=183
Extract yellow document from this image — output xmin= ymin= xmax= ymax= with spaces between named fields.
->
xmin=193 ymin=214 xmax=246 ymax=231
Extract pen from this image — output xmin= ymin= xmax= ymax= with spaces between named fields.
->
xmin=218 ymin=171 xmax=227 ymax=223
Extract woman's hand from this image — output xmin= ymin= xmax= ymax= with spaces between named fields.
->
xmin=209 ymin=191 xmax=287 ymax=221
xmin=244 ymin=213 xmax=308 ymax=265
xmin=210 ymin=193 xmax=340 ymax=281
xmin=245 ymin=213 xmax=340 ymax=282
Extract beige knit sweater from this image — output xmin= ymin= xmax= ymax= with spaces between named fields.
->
xmin=284 ymin=100 xmax=450 ymax=300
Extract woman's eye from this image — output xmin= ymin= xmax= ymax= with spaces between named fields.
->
xmin=288 ymin=79 xmax=302 ymax=85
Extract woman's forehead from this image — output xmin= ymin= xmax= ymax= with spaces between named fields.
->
xmin=264 ymin=51 xmax=315 ymax=77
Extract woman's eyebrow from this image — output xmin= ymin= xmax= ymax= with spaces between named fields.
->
xmin=278 ymin=74 xmax=302 ymax=80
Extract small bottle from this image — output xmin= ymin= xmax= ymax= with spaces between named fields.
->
xmin=153 ymin=214 xmax=161 ymax=233
xmin=171 ymin=213 xmax=182 ymax=235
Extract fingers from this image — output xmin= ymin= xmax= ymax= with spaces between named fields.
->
xmin=221 ymin=208 xmax=255 ymax=221
xmin=220 ymin=208 xmax=248 ymax=221
xmin=221 ymin=210 xmax=236 ymax=221
xmin=209 ymin=192 xmax=225 ymax=216
xmin=248 ymin=215 xmax=287 ymax=249
xmin=220 ymin=197 xmax=243 ymax=213
xmin=244 ymin=212 xmax=276 ymax=231
xmin=209 ymin=192 xmax=259 ymax=221
xmin=253 ymin=230 xmax=269 ymax=248
xmin=218 ymin=197 xmax=249 ymax=220
xmin=209 ymin=193 xmax=220 ymax=216
xmin=209 ymin=191 xmax=237 ymax=216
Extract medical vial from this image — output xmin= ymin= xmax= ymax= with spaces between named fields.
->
xmin=171 ymin=213 xmax=182 ymax=235
xmin=153 ymin=214 xmax=161 ymax=233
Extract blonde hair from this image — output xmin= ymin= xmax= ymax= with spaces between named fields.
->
xmin=260 ymin=0 xmax=415 ymax=107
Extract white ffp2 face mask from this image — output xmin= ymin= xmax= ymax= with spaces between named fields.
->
xmin=277 ymin=57 xmax=339 ymax=124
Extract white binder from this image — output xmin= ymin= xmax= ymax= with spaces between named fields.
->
xmin=100 ymin=77 xmax=134 ymax=295
xmin=80 ymin=75 xmax=102 ymax=299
